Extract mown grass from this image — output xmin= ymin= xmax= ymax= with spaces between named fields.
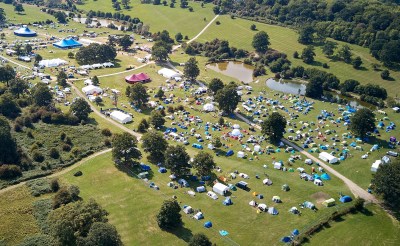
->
xmin=197 ymin=15 xmax=400 ymax=97
xmin=77 ymin=0 xmax=216 ymax=38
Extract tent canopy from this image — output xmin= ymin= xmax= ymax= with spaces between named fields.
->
xmin=14 ymin=26 xmax=37 ymax=37
xmin=125 ymin=73 xmax=150 ymax=83
xmin=110 ymin=111 xmax=132 ymax=124
xmin=53 ymin=38 xmax=82 ymax=49
xmin=203 ymin=103 xmax=215 ymax=112
xmin=39 ymin=58 xmax=68 ymax=68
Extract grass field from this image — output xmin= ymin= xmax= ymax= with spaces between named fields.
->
xmin=77 ymin=0 xmax=215 ymax=38
xmin=196 ymin=15 xmax=400 ymax=97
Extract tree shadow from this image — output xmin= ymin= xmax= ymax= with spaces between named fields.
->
xmin=86 ymin=117 xmax=99 ymax=126
xmin=359 ymin=207 xmax=374 ymax=216
xmin=167 ymin=225 xmax=193 ymax=243
xmin=355 ymin=67 xmax=368 ymax=71
xmin=309 ymin=61 xmax=323 ymax=67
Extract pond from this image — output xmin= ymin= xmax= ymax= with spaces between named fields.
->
xmin=206 ymin=61 xmax=254 ymax=83
xmin=266 ymin=78 xmax=374 ymax=109
xmin=73 ymin=18 xmax=122 ymax=30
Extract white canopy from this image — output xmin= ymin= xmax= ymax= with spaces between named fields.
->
xmin=158 ymin=68 xmax=181 ymax=79
xmin=371 ymin=160 xmax=382 ymax=172
xmin=203 ymin=103 xmax=215 ymax=112
xmin=231 ymin=129 xmax=241 ymax=137
xmin=212 ymin=183 xmax=229 ymax=196
xmin=39 ymin=58 xmax=67 ymax=67
xmin=110 ymin=111 xmax=132 ymax=124
xmin=82 ymin=85 xmax=103 ymax=95
xmin=233 ymin=124 xmax=240 ymax=129
xmin=237 ymin=151 xmax=245 ymax=158
xmin=263 ymin=178 xmax=272 ymax=185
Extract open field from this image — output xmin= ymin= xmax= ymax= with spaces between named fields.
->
xmin=77 ymin=0 xmax=216 ymax=38
xmin=196 ymin=15 xmax=400 ymax=97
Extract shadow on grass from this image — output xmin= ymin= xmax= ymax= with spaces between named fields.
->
xmin=166 ymin=226 xmax=193 ymax=243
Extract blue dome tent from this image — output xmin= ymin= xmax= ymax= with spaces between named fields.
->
xmin=292 ymin=229 xmax=300 ymax=236
xmin=14 ymin=26 xmax=37 ymax=37
xmin=321 ymin=173 xmax=331 ymax=180
xmin=204 ymin=221 xmax=212 ymax=228
xmin=340 ymin=195 xmax=353 ymax=203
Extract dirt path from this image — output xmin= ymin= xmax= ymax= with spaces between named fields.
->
xmin=0 ymin=149 xmax=111 ymax=195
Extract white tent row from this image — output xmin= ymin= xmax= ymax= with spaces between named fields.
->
xmin=110 ymin=111 xmax=132 ymax=124
xmin=38 ymin=58 xmax=68 ymax=67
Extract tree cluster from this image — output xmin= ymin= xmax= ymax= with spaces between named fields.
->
xmin=75 ymin=43 xmax=117 ymax=65
xmin=185 ymin=39 xmax=248 ymax=61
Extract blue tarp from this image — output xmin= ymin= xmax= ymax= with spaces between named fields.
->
xmin=219 ymin=230 xmax=229 ymax=236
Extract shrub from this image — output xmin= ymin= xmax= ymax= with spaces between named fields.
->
xmin=71 ymin=147 xmax=81 ymax=157
xmin=53 ymin=187 xmax=73 ymax=209
xmin=26 ymin=178 xmax=52 ymax=196
xmin=74 ymin=171 xmax=83 ymax=177
xmin=32 ymin=150 xmax=45 ymax=162
xmin=216 ymin=21 xmax=221 ymax=25
xmin=14 ymin=123 xmax=23 ymax=132
xmin=49 ymin=148 xmax=60 ymax=159
xmin=62 ymin=144 xmax=71 ymax=152
xmin=24 ymin=116 xmax=33 ymax=128
xmin=50 ymin=178 xmax=60 ymax=192
xmin=101 ymin=128 xmax=112 ymax=137
xmin=27 ymin=131 xmax=34 ymax=138
xmin=0 ymin=165 xmax=22 ymax=179
xmin=41 ymin=112 xmax=52 ymax=123
xmin=65 ymin=137 xmax=72 ymax=145
xmin=104 ymin=138 xmax=111 ymax=147
xmin=60 ymin=132 xmax=66 ymax=141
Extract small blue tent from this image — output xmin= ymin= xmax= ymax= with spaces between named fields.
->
xmin=226 ymin=150 xmax=234 ymax=156
xmin=281 ymin=237 xmax=292 ymax=243
xmin=204 ymin=221 xmax=212 ymax=228
xmin=158 ymin=167 xmax=167 ymax=173
xmin=321 ymin=173 xmax=331 ymax=180
xmin=223 ymin=197 xmax=233 ymax=206
xmin=340 ymin=196 xmax=353 ymax=203
xmin=140 ymin=164 xmax=151 ymax=171
xmin=292 ymin=229 xmax=300 ymax=236
xmin=196 ymin=186 xmax=206 ymax=193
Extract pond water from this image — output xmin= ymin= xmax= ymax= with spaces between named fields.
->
xmin=266 ymin=78 xmax=374 ymax=109
xmin=206 ymin=61 xmax=254 ymax=83
xmin=73 ymin=18 xmax=122 ymax=30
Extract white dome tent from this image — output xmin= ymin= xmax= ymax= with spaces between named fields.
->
xmin=203 ymin=103 xmax=215 ymax=112
xmin=231 ymin=129 xmax=241 ymax=137
xmin=233 ymin=124 xmax=240 ymax=129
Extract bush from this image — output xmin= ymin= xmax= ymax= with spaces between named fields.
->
xmin=74 ymin=171 xmax=83 ymax=177
xmin=60 ymin=132 xmax=66 ymax=141
xmin=71 ymin=147 xmax=81 ymax=157
xmin=62 ymin=144 xmax=71 ymax=152
xmin=26 ymin=178 xmax=52 ymax=196
xmin=49 ymin=148 xmax=60 ymax=159
xmin=0 ymin=165 xmax=22 ymax=179
xmin=32 ymin=150 xmax=45 ymax=162
xmin=101 ymin=128 xmax=112 ymax=137
xmin=27 ymin=131 xmax=34 ymax=139
xmin=65 ymin=137 xmax=72 ymax=145
xmin=216 ymin=21 xmax=221 ymax=25
xmin=50 ymin=178 xmax=60 ymax=192
xmin=104 ymin=138 xmax=111 ymax=147
xmin=53 ymin=187 xmax=73 ymax=209
xmin=14 ymin=123 xmax=23 ymax=132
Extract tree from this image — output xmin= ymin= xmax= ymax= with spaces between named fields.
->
xmin=301 ymin=46 xmax=316 ymax=64
xmin=381 ymin=70 xmax=390 ymax=80
xmin=112 ymin=132 xmax=141 ymax=165
xmin=164 ymin=145 xmax=190 ymax=177
xmin=32 ymin=83 xmax=52 ymax=107
xmin=57 ymin=71 xmax=68 ymax=84
xmin=156 ymin=199 xmax=182 ymax=229
xmin=94 ymin=96 xmax=102 ymax=106
xmin=175 ymin=32 xmax=183 ymax=42
xmin=213 ymin=138 xmax=222 ymax=148
xmin=305 ymin=76 xmax=323 ymax=99
xmin=352 ymin=56 xmax=362 ymax=69
xmin=261 ymin=112 xmax=286 ymax=144
xmin=35 ymin=54 xmax=43 ymax=64
xmin=14 ymin=3 xmax=24 ymax=14
xmin=0 ymin=65 xmax=16 ymax=87
xmin=293 ymin=51 xmax=299 ymax=58
xmin=70 ymin=98 xmax=92 ymax=121
xmin=128 ymin=83 xmax=149 ymax=108
xmin=0 ymin=8 xmax=5 ymax=24
xmin=215 ymin=83 xmax=240 ymax=114
xmin=25 ymin=44 xmax=32 ymax=54
xmin=349 ymin=108 xmax=375 ymax=139
xmin=189 ymin=233 xmax=212 ymax=246
xmin=371 ymin=161 xmax=400 ymax=213
xmin=118 ymin=35 xmax=133 ymax=51
xmin=152 ymin=45 xmax=168 ymax=61
xmin=208 ymin=78 xmax=224 ymax=95
xmin=92 ymin=76 xmax=100 ymax=86
xmin=9 ymin=78 xmax=28 ymax=98
xmin=379 ymin=40 xmax=400 ymax=67
xmin=68 ymin=52 xmax=74 ymax=58
xmin=252 ymin=31 xmax=270 ymax=53
xmin=340 ymin=79 xmax=360 ymax=93
xmin=322 ymin=41 xmax=337 ymax=57
xmin=84 ymin=222 xmax=123 ymax=246
xmin=339 ymin=45 xmax=352 ymax=63
xmin=150 ymin=110 xmax=165 ymax=128
xmin=250 ymin=24 xmax=256 ymax=31
xmin=141 ymin=130 xmax=169 ymax=163
xmin=54 ymin=11 xmax=67 ymax=23
xmin=0 ymin=116 xmax=19 ymax=164
xmin=184 ymin=57 xmax=200 ymax=81
xmin=48 ymin=200 xmax=108 ymax=245
xmin=298 ymin=26 xmax=314 ymax=44
xmin=53 ymin=187 xmax=74 ymax=209
xmin=75 ymin=44 xmax=117 ymax=65
xmin=137 ymin=118 xmax=149 ymax=133
xmin=156 ymin=88 xmax=164 ymax=98
xmin=192 ymin=151 xmax=215 ymax=177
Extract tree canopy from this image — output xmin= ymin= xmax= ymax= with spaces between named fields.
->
xmin=118 ymin=35 xmax=133 ymax=50
xmin=301 ymin=46 xmax=315 ymax=64
xmin=112 ymin=133 xmax=141 ymax=165
xmin=261 ymin=112 xmax=287 ymax=144
xmin=252 ymin=31 xmax=270 ymax=53
xmin=70 ymin=98 xmax=92 ymax=121
xmin=215 ymin=83 xmax=240 ymax=114
xmin=0 ymin=93 xmax=21 ymax=118
xmin=156 ymin=199 xmax=182 ymax=229
xmin=75 ymin=44 xmax=117 ymax=65
xmin=83 ymin=222 xmax=123 ymax=246
xmin=32 ymin=83 xmax=53 ymax=107
xmin=149 ymin=110 xmax=165 ymax=128
xmin=141 ymin=130 xmax=169 ymax=163
xmin=0 ymin=116 xmax=19 ymax=164
xmin=164 ymin=145 xmax=190 ymax=177
xmin=208 ymin=78 xmax=224 ymax=95
xmin=128 ymin=83 xmax=149 ymax=108
xmin=184 ymin=57 xmax=200 ymax=81
xmin=192 ymin=151 xmax=215 ymax=177
xmin=188 ymin=233 xmax=212 ymax=246
xmin=349 ymin=108 xmax=375 ymax=139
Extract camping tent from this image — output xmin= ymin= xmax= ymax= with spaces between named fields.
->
xmin=207 ymin=191 xmax=218 ymax=200
xmin=289 ymin=207 xmax=299 ymax=214
xmin=292 ymin=229 xmax=300 ymax=236
xmin=125 ymin=73 xmax=151 ymax=84
xmin=303 ymin=201 xmax=315 ymax=210
xmin=223 ymin=197 xmax=233 ymax=206
xmin=258 ymin=203 xmax=267 ymax=212
xmin=231 ymin=129 xmax=241 ymax=137
xmin=14 ymin=26 xmax=37 ymax=37
xmin=226 ymin=150 xmax=234 ymax=156
xmin=203 ymin=103 xmax=215 ymax=112
xmin=213 ymin=183 xmax=229 ymax=196
xmin=249 ymin=200 xmax=257 ymax=207
xmin=158 ymin=68 xmax=181 ymax=79
xmin=194 ymin=212 xmax=203 ymax=220
xmin=340 ymin=196 xmax=352 ymax=203
xmin=322 ymin=198 xmax=336 ymax=207
xmin=321 ymin=173 xmax=331 ymax=180
xmin=158 ymin=167 xmax=167 ymax=173
xmin=371 ymin=160 xmax=382 ymax=172
xmin=274 ymin=162 xmax=282 ymax=170
xmin=314 ymin=179 xmax=323 ymax=186
xmin=38 ymin=58 xmax=68 ymax=67
xmin=272 ymin=196 xmax=281 ymax=203
xmin=268 ymin=207 xmax=279 ymax=215
xmin=82 ymin=85 xmax=103 ymax=95
xmin=263 ymin=178 xmax=272 ymax=185
xmin=178 ymin=179 xmax=189 ymax=187
xmin=196 ymin=186 xmax=206 ymax=193
xmin=204 ymin=221 xmax=212 ymax=228
xmin=110 ymin=111 xmax=132 ymax=124
xmin=183 ymin=206 xmax=193 ymax=214
xmin=282 ymin=184 xmax=290 ymax=191
xmin=237 ymin=151 xmax=245 ymax=158
xmin=53 ymin=38 xmax=82 ymax=49
xmin=319 ymin=152 xmax=338 ymax=164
